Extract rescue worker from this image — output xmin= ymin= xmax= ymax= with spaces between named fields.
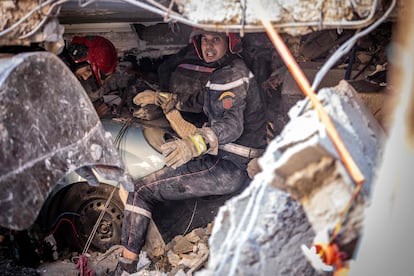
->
xmin=114 ymin=30 xmax=267 ymax=275
xmin=59 ymin=35 xmax=118 ymax=117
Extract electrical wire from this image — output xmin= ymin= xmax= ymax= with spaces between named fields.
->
xmin=311 ymin=0 xmax=397 ymax=91
xmin=79 ymin=0 xmax=97 ymax=8
xmin=113 ymin=117 xmax=137 ymax=162
xmin=1 ymin=0 xmax=382 ymax=39
xmin=163 ymin=0 xmax=176 ymax=22
xmin=182 ymin=199 xmax=197 ymax=236
xmin=49 ymin=218 xmax=79 ymax=237
xmin=18 ymin=1 xmax=65 ymax=39
xmin=47 ymin=212 xmax=80 ymax=231
xmin=120 ymin=0 xmax=380 ymax=33
xmin=255 ymin=1 xmax=366 ymax=185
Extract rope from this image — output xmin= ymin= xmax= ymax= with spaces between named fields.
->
xmin=183 ymin=200 xmax=198 ymax=236
xmin=76 ymin=254 xmax=95 ymax=276
xmin=77 ymin=183 xmax=120 ymax=275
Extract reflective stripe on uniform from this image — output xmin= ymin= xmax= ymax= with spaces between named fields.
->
xmin=206 ymin=72 xmax=254 ymax=91
xmin=219 ymin=142 xmax=264 ymax=159
xmin=178 ymin=63 xmax=216 ymax=73
xmin=125 ymin=204 xmax=152 ymax=219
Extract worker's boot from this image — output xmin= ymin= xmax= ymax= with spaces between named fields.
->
xmin=112 ymin=255 xmax=138 ymax=276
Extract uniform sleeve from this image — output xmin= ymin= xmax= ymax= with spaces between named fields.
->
xmin=205 ymin=63 xmax=252 ymax=144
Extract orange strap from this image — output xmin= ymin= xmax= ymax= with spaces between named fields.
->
xmin=258 ymin=12 xmax=365 ymax=246
xmin=260 ymin=20 xmax=365 ymax=186
xmin=315 ymin=242 xmax=349 ymax=275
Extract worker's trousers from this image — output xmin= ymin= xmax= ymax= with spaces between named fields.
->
xmin=121 ymin=154 xmax=249 ymax=254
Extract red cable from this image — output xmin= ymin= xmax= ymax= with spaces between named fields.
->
xmin=49 ymin=218 xmax=79 ymax=238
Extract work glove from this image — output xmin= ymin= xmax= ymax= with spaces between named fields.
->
xmin=160 ymin=126 xmax=218 ymax=169
xmin=161 ymin=133 xmax=207 ymax=169
xmin=164 ymin=109 xmax=197 ymax=138
xmin=93 ymin=98 xmax=109 ymax=118
xmin=133 ymin=90 xmax=177 ymax=112
xmin=132 ymin=105 xmax=163 ymax=120
xmin=95 ymin=102 xmax=109 ymax=118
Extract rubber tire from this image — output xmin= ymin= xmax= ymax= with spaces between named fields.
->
xmin=52 ymin=182 xmax=124 ymax=253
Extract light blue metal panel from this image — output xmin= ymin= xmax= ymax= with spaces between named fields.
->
xmin=101 ymin=119 xmax=165 ymax=180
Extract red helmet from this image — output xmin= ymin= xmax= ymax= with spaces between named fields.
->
xmin=190 ymin=28 xmax=242 ymax=60
xmin=68 ymin=35 xmax=117 ymax=87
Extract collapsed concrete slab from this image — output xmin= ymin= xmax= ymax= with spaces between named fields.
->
xmin=175 ymin=0 xmax=376 ymax=35
xmin=199 ymin=80 xmax=384 ymax=275
xmin=0 ymin=52 xmax=132 ymax=230
xmin=198 ymin=179 xmax=317 ymax=276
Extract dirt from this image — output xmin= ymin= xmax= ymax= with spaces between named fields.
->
xmin=0 ymin=230 xmax=80 ymax=276
xmin=0 ymin=244 xmax=40 ymax=276
xmin=0 ymin=242 xmax=115 ymax=276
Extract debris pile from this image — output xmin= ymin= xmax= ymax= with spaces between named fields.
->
xmin=37 ymin=225 xmax=213 ymax=276
xmin=198 ymin=80 xmax=384 ymax=275
xmin=153 ymin=226 xmax=211 ymax=275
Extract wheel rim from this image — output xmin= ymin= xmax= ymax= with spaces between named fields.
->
xmin=77 ymin=197 xmax=123 ymax=251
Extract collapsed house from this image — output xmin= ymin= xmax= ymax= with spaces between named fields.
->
xmin=1 ymin=0 xmax=411 ymax=275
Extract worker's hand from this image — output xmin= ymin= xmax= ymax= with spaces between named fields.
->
xmin=133 ymin=90 xmax=175 ymax=110
xmin=132 ymin=106 xmax=163 ymax=120
xmin=93 ymin=100 xmax=109 ymax=118
xmin=160 ymin=134 xmax=207 ymax=169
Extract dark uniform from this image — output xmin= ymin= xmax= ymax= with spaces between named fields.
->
xmin=121 ymin=53 xmax=267 ymax=255
xmin=158 ymin=44 xmax=214 ymax=125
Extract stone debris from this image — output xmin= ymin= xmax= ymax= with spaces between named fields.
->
xmin=71 ymin=225 xmax=213 ymax=276
xmin=157 ymin=226 xmax=211 ymax=275
xmin=197 ymin=80 xmax=384 ymax=275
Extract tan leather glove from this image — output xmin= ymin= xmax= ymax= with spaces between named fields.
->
xmin=160 ymin=133 xmax=208 ymax=169
xmin=133 ymin=90 xmax=176 ymax=112
xmin=93 ymin=100 xmax=109 ymax=118
xmin=133 ymin=90 xmax=157 ymax=106
xmin=133 ymin=105 xmax=163 ymax=120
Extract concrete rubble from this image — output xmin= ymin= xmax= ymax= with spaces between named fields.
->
xmin=35 ymin=225 xmax=212 ymax=276
xmin=33 ymin=80 xmax=386 ymax=276
xmin=0 ymin=0 xmax=65 ymax=47
xmin=198 ymin=80 xmax=384 ymax=275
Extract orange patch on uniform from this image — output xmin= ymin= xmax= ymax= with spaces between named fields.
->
xmin=222 ymin=97 xmax=233 ymax=109
xmin=219 ymin=91 xmax=235 ymax=109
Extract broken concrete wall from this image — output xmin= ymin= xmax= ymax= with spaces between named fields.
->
xmin=197 ymin=180 xmax=317 ymax=276
xmin=267 ymin=80 xmax=385 ymax=251
xmin=199 ymin=80 xmax=384 ymax=275
xmin=0 ymin=0 xmax=64 ymax=47
xmin=175 ymin=0 xmax=376 ymax=35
